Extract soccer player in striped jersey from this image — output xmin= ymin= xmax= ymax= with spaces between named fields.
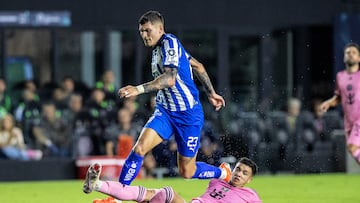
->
xmin=83 ymin=157 xmax=262 ymax=203
xmin=88 ymin=9 xmax=228 ymax=203
xmin=115 ymin=10 xmax=227 ymax=185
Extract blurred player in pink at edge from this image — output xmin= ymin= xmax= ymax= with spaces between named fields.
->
xmin=320 ymin=42 xmax=360 ymax=164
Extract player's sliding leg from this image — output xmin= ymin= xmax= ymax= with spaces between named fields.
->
xmin=96 ymin=183 xmax=177 ymax=203
xmin=148 ymin=186 xmax=176 ymax=203
xmin=177 ymin=153 xmax=231 ymax=182
xmin=83 ymin=166 xmax=177 ymax=203
xmin=95 ymin=181 xmax=147 ymax=202
xmin=83 ymin=163 xmax=146 ymax=202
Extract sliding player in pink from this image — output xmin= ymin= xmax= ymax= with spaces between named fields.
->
xmin=320 ymin=42 xmax=360 ymax=164
xmin=83 ymin=157 xmax=261 ymax=203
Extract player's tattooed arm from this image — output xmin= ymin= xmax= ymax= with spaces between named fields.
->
xmin=191 ymin=58 xmax=215 ymax=95
xmin=143 ymin=67 xmax=177 ymax=93
xmin=118 ymin=67 xmax=177 ymax=98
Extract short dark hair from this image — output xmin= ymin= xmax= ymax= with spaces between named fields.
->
xmin=138 ymin=10 xmax=164 ymax=25
xmin=344 ymin=42 xmax=360 ymax=53
xmin=238 ymin=157 xmax=258 ymax=176
xmin=61 ymin=75 xmax=74 ymax=82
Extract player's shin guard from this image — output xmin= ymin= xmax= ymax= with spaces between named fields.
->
xmin=97 ymin=181 xmax=146 ymax=202
xmin=351 ymin=148 xmax=360 ymax=164
xmin=119 ymin=151 xmax=144 ymax=185
xmin=149 ymin=186 xmax=174 ymax=203
xmin=192 ymin=162 xmax=222 ymax=179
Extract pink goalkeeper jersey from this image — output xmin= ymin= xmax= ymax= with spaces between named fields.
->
xmin=335 ymin=70 xmax=360 ymax=135
xmin=191 ymin=179 xmax=262 ymax=203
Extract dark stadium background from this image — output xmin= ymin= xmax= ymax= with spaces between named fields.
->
xmin=0 ymin=0 xmax=360 ymax=181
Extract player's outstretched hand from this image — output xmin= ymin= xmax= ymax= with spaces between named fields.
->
xmin=208 ymin=93 xmax=225 ymax=111
xmin=118 ymin=85 xmax=140 ymax=98
xmin=320 ymin=101 xmax=330 ymax=113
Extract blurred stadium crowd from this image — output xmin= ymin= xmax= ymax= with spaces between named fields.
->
xmin=0 ymin=69 xmax=345 ymax=176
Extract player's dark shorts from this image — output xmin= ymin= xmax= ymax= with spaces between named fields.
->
xmin=144 ymin=104 xmax=204 ymax=157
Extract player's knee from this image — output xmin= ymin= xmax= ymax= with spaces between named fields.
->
xmin=133 ymin=144 xmax=148 ymax=156
xmin=348 ymin=144 xmax=357 ymax=154
xmin=178 ymin=167 xmax=195 ymax=179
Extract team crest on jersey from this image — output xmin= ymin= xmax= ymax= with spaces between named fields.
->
xmin=221 ymin=187 xmax=230 ymax=192
xmin=347 ymin=84 xmax=353 ymax=91
xmin=166 ymin=48 xmax=177 ymax=65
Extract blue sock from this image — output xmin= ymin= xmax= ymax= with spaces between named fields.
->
xmin=118 ymin=151 xmax=144 ymax=185
xmin=192 ymin=162 xmax=222 ymax=179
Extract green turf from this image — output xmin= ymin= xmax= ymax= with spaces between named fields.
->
xmin=0 ymin=173 xmax=359 ymax=203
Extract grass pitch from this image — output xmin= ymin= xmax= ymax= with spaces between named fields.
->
xmin=0 ymin=173 xmax=359 ymax=203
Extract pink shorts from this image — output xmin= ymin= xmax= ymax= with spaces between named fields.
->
xmin=347 ymin=121 xmax=360 ymax=146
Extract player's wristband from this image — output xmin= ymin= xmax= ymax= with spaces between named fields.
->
xmin=136 ymin=85 xmax=145 ymax=94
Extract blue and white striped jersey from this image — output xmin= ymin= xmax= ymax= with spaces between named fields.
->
xmin=151 ymin=33 xmax=200 ymax=111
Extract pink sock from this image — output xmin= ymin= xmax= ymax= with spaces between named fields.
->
xmin=97 ymin=181 xmax=146 ymax=202
xmin=149 ymin=186 xmax=174 ymax=203
xmin=352 ymin=149 xmax=360 ymax=164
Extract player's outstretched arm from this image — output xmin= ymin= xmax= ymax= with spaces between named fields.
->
xmin=320 ymin=95 xmax=340 ymax=113
xmin=118 ymin=67 xmax=177 ymax=98
xmin=190 ymin=57 xmax=225 ymax=111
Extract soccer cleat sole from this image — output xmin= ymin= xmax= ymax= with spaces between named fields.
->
xmin=83 ymin=163 xmax=102 ymax=194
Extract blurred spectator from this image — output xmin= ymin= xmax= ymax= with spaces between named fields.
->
xmin=0 ymin=114 xmax=42 ymax=160
xmin=13 ymin=88 xmax=42 ymax=147
xmin=0 ymin=78 xmax=13 ymax=118
xmin=286 ymin=97 xmax=301 ymax=134
xmin=62 ymin=93 xmax=84 ymax=126
xmin=104 ymin=108 xmax=142 ymax=157
xmin=312 ymin=99 xmax=327 ymax=141
xmin=84 ymin=88 xmax=111 ymax=155
xmin=32 ymin=102 xmax=71 ymax=157
xmin=121 ymin=96 xmax=138 ymax=115
xmin=284 ymin=98 xmax=302 ymax=157
xmin=52 ymin=86 xmax=68 ymax=111
xmin=24 ymin=80 xmax=40 ymax=101
xmin=61 ymin=93 xmax=92 ymax=158
xmin=61 ymin=76 xmax=75 ymax=103
xmin=121 ymin=96 xmax=146 ymax=126
xmin=96 ymin=70 xmax=118 ymax=109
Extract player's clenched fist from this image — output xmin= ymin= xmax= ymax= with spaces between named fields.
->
xmin=118 ymin=85 xmax=138 ymax=98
